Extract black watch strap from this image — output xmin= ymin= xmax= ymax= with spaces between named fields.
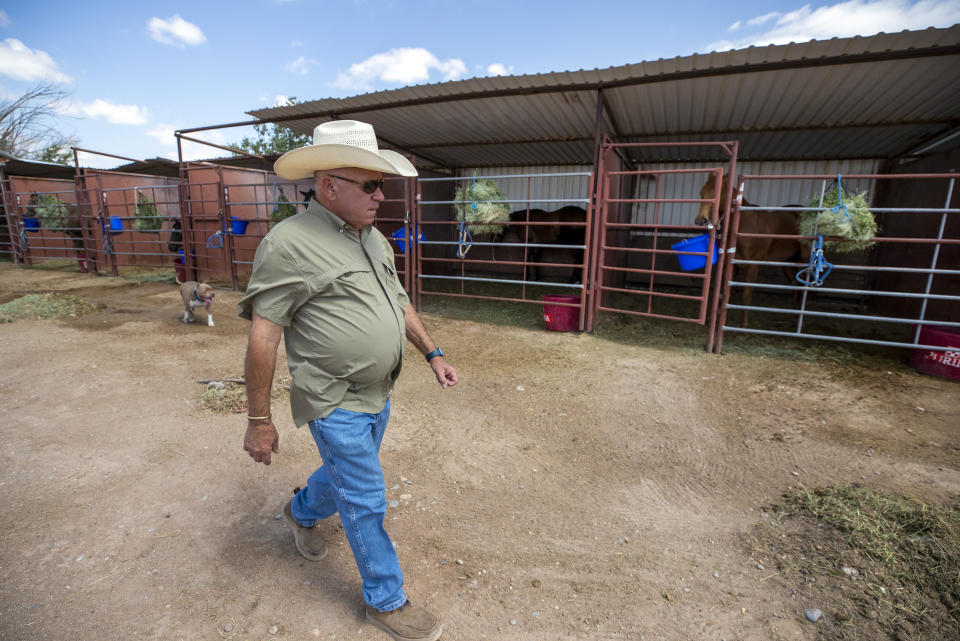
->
xmin=425 ymin=347 xmax=443 ymax=362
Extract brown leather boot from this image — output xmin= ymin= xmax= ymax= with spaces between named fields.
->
xmin=365 ymin=600 xmax=443 ymax=641
xmin=282 ymin=499 xmax=327 ymax=561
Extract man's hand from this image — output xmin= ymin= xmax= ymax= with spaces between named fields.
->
xmin=429 ymin=357 xmax=458 ymax=389
xmin=244 ymin=419 xmax=279 ymax=465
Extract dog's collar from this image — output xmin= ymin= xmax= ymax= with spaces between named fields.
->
xmin=192 ymin=286 xmax=205 ymax=303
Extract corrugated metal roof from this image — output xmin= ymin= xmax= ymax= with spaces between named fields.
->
xmin=246 ymin=26 xmax=960 ymax=168
xmin=0 ymin=150 xmax=77 ymax=180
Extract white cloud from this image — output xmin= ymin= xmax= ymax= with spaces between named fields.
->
xmin=0 ymin=10 xmax=10 ymax=27
xmin=333 ymin=47 xmax=467 ymax=91
xmin=487 ymin=63 xmax=514 ymax=76
xmin=145 ymin=124 xmax=176 ymax=144
xmin=286 ymin=56 xmax=316 ymax=75
xmin=274 ymin=94 xmax=291 ymax=107
xmin=75 ymin=150 xmax=122 ymax=169
xmin=706 ymin=0 xmax=960 ymax=51
xmin=147 ymin=14 xmax=206 ymax=47
xmin=748 ymin=11 xmax=782 ymax=27
xmin=148 ymin=123 xmax=229 ymax=161
xmin=729 ymin=20 xmax=742 ymax=31
xmin=61 ymin=99 xmax=148 ymax=125
xmin=0 ymin=38 xmax=72 ymax=82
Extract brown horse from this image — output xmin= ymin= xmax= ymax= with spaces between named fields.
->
xmin=696 ymin=174 xmax=801 ymax=327
xmin=505 ymin=206 xmax=587 ymax=283
xmin=28 ymin=193 xmax=89 ymax=273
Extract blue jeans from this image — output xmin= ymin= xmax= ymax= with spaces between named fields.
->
xmin=291 ymin=399 xmax=406 ymax=612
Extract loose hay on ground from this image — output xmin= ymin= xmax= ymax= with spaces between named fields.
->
xmin=200 ymin=376 xmax=291 ymax=415
xmin=751 ymin=484 xmax=960 ymax=641
xmin=0 ymin=292 xmax=102 ymax=322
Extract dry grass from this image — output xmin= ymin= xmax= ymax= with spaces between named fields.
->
xmin=754 ymin=484 xmax=960 ymax=640
xmin=0 ymin=292 xmax=102 ymax=322
xmin=789 ymin=484 xmax=960 ymax=606
xmin=200 ymin=376 xmax=291 ymax=415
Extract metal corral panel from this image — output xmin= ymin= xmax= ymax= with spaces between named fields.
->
xmin=246 ymin=27 xmax=960 ymax=169
xmin=457 ymin=165 xmax=592 ymax=211
xmin=631 ymin=159 xmax=881 ymax=229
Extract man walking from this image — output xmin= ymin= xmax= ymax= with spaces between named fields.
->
xmin=239 ymin=120 xmax=456 ymax=641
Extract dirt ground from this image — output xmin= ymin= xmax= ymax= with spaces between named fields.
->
xmin=0 ymin=264 xmax=957 ymax=641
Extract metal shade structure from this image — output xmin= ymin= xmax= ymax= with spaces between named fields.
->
xmin=238 ymin=26 xmax=960 ymax=169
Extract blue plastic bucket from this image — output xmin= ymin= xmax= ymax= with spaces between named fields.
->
xmin=109 ymin=216 xmax=124 ymax=233
xmin=230 ymin=217 xmax=250 ymax=235
xmin=23 ymin=217 xmax=40 ymax=232
xmin=391 ymin=226 xmax=424 ymax=253
xmin=671 ymin=233 xmax=718 ymax=271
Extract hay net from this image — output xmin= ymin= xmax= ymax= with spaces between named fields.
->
xmin=800 ymin=176 xmax=878 ymax=253
xmin=134 ymin=192 xmax=162 ymax=232
xmin=453 ymin=175 xmax=508 ymax=236
xmin=35 ymin=194 xmax=76 ymax=231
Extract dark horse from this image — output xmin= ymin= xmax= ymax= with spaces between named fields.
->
xmin=505 ymin=205 xmax=587 ymax=283
xmin=28 ymin=193 xmax=89 ymax=273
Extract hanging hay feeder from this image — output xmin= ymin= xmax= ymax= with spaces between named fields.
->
xmin=36 ymin=194 xmax=74 ymax=231
xmin=133 ymin=192 xmax=162 ymax=233
xmin=453 ymin=178 xmax=509 ymax=237
xmin=800 ymin=186 xmax=877 ymax=253
xmin=271 ymin=191 xmax=297 ymax=227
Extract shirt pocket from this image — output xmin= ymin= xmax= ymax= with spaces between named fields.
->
xmin=306 ymin=261 xmax=371 ymax=295
xmin=377 ymin=258 xmax=407 ymax=298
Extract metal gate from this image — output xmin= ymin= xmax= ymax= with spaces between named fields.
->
xmin=412 ymin=170 xmax=592 ymax=329
xmin=587 ymin=141 xmax=738 ymax=352
xmin=715 ymin=171 xmax=960 ymax=354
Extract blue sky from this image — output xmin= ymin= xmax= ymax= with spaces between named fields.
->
xmin=1 ymin=0 xmax=959 ymax=168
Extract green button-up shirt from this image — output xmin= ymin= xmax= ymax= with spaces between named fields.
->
xmin=238 ymin=199 xmax=409 ymax=426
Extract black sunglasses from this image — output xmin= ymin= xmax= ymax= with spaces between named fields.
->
xmin=327 ymin=174 xmax=385 ymax=194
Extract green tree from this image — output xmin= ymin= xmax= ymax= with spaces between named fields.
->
xmin=37 ymin=143 xmax=76 ymax=165
xmin=231 ymin=97 xmax=311 ymax=155
xmin=0 ymin=82 xmax=78 ymax=162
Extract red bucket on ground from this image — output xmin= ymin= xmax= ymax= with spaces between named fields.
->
xmin=909 ymin=325 xmax=960 ymax=381
xmin=541 ymin=294 xmax=581 ymax=332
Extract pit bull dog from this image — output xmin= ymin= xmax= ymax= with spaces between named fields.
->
xmin=180 ymin=281 xmax=215 ymax=327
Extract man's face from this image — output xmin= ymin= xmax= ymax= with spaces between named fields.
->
xmin=315 ymin=167 xmax=384 ymax=230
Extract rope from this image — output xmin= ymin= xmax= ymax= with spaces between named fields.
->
xmin=457 ymin=219 xmax=473 ymax=259
xmin=795 ymin=235 xmax=833 ymax=287
xmin=98 ymin=218 xmax=113 ymax=256
xmin=206 ymin=230 xmax=224 ymax=249
xmin=19 ymin=226 xmax=28 ymax=253
xmin=793 ymin=173 xmax=848 ymax=287
xmin=832 ymin=174 xmax=851 ymax=223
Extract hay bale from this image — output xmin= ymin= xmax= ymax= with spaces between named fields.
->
xmin=133 ymin=193 xmax=162 ymax=233
xmin=453 ymin=178 xmax=509 ymax=236
xmin=801 ymin=187 xmax=877 ymax=253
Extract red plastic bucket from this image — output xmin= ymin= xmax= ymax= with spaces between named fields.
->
xmin=909 ymin=325 xmax=960 ymax=381
xmin=542 ymin=294 xmax=581 ymax=332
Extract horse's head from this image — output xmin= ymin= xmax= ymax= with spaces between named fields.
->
xmin=696 ymin=174 xmax=721 ymax=226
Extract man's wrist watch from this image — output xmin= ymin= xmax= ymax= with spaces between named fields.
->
xmin=425 ymin=347 xmax=443 ymax=362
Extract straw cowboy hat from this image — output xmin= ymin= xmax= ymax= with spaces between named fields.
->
xmin=273 ymin=120 xmax=418 ymax=180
